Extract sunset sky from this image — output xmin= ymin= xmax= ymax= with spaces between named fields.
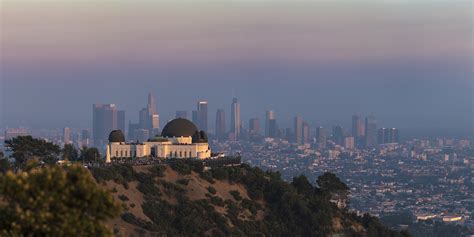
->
xmin=1 ymin=0 xmax=473 ymax=136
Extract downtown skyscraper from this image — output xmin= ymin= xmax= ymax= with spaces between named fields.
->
xmin=230 ymin=98 xmax=241 ymax=139
xmin=265 ymin=110 xmax=276 ymax=138
xmin=293 ymin=116 xmax=303 ymax=144
xmin=193 ymin=101 xmax=208 ymax=132
xmin=128 ymin=93 xmax=160 ymax=141
xmin=352 ymin=114 xmax=365 ymax=147
xmin=92 ymin=103 xmax=125 ymax=147
xmin=316 ymin=126 xmax=327 ymax=149
xmin=365 ymin=115 xmax=377 ymax=147
xmin=215 ymin=109 xmax=226 ymax=140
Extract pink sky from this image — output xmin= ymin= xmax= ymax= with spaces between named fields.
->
xmin=2 ymin=0 xmax=472 ymax=67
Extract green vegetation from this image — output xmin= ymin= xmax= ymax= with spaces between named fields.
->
xmin=5 ymin=135 xmax=61 ymax=165
xmin=118 ymin=194 xmax=130 ymax=201
xmin=176 ymin=178 xmax=190 ymax=186
xmin=207 ymin=186 xmax=217 ymax=195
xmin=62 ymin=144 xmax=78 ymax=161
xmin=98 ymin=160 xmax=407 ymax=236
xmin=0 ymin=164 xmax=121 ymax=237
xmin=79 ymin=147 xmax=101 ymax=163
xmin=229 ymin=190 xmax=242 ymax=201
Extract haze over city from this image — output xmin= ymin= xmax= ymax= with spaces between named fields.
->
xmin=1 ymin=0 xmax=473 ymax=137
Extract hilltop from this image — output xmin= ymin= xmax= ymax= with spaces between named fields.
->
xmin=91 ymin=161 xmax=408 ymax=237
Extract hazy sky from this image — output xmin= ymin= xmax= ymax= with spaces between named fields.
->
xmin=1 ymin=0 xmax=473 ymax=137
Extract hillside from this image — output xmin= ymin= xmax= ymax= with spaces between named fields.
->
xmin=91 ymin=161 xmax=409 ymax=237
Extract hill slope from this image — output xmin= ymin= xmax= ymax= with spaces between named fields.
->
xmin=91 ymin=161 xmax=408 ymax=237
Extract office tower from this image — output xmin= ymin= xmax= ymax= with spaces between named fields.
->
xmin=351 ymin=114 xmax=365 ymax=137
xmin=302 ymin=122 xmax=311 ymax=144
xmin=147 ymin=93 xmax=159 ymax=130
xmin=332 ymin=125 xmax=344 ymax=145
xmin=230 ymin=98 xmax=241 ymax=138
xmin=139 ymin=108 xmax=148 ymax=129
xmin=389 ymin=128 xmax=400 ymax=143
xmin=81 ymin=129 xmax=91 ymax=147
xmin=63 ymin=127 xmax=71 ymax=145
xmin=4 ymin=128 xmax=29 ymax=141
xmin=344 ymin=136 xmax=355 ymax=149
xmin=265 ymin=110 xmax=275 ymax=137
xmin=127 ymin=122 xmax=139 ymax=141
xmin=352 ymin=114 xmax=365 ymax=147
xmin=93 ymin=104 xmax=119 ymax=146
xmin=377 ymin=128 xmax=389 ymax=144
xmin=316 ymin=126 xmax=327 ymax=149
xmin=194 ymin=101 xmax=208 ymax=132
xmin=293 ymin=116 xmax=303 ymax=144
xmin=215 ymin=109 xmax=226 ymax=140
xmin=176 ymin=111 xmax=188 ymax=119
xmin=249 ymin=118 xmax=260 ymax=134
xmin=147 ymin=93 xmax=157 ymax=115
xmin=365 ymin=115 xmax=377 ymax=147
xmin=268 ymin=119 xmax=278 ymax=138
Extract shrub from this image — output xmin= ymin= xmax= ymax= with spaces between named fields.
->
xmin=118 ymin=194 xmax=129 ymax=201
xmin=229 ymin=190 xmax=242 ymax=201
xmin=176 ymin=179 xmax=190 ymax=186
xmin=209 ymin=196 xmax=225 ymax=207
xmin=207 ymin=186 xmax=217 ymax=195
xmin=149 ymin=165 xmax=166 ymax=177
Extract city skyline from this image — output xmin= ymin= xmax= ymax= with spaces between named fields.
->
xmin=1 ymin=0 xmax=472 ymax=138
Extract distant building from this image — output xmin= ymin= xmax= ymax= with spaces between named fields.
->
xmin=344 ymin=136 xmax=355 ymax=149
xmin=352 ymin=114 xmax=365 ymax=147
xmin=230 ymin=98 xmax=241 ymax=138
xmin=129 ymin=93 xmax=160 ymax=141
xmin=316 ymin=126 xmax=327 ymax=149
xmin=81 ymin=129 xmax=91 ymax=147
xmin=377 ymin=128 xmax=389 ymax=144
xmin=365 ymin=115 xmax=377 ymax=147
xmin=4 ymin=128 xmax=29 ymax=141
xmin=106 ymin=118 xmax=211 ymax=162
xmin=248 ymin=118 xmax=260 ymax=134
xmin=302 ymin=122 xmax=311 ymax=144
xmin=92 ymin=104 xmax=124 ymax=147
xmin=294 ymin=116 xmax=303 ymax=144
xmin=389 ymin=128 xmax=399 ymax=143
xmin=215 ymin=109 xmax=226 ymax=140
xmin=193 ymin=101 xmax=208 ymax=132
xmin=352 ymin=114 xmax=365 ymax=137
xmin=265 ymin=110 xmax=275 ymax=137
xmin=332 ymin=125 xmax=344 ymax=145
xmin=268 ymin=119 xmax=278 ymax=138
xmin=63 ymin=127 xmax=71 ymax=145
xmin=176 ymin=111 xmax=188 ymax=119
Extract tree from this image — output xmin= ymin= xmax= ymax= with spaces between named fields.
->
xmin=80 ymin=147 xmax=101 ymax=163
xmin=5 ymin=136 xmax=60 ymax=165
xmin=0 ymin=164 xmax=121 ymax=236
xmin=62 ymin=144 xmax=79 ymax=161
xmin=317 ymin=172 xmax=350 ymax=208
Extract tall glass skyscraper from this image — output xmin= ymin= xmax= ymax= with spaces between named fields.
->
xmin=230 ymin=98 xmax=241 ymax=138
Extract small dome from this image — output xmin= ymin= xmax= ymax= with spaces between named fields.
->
xmin=109 ymin=130 xmax=125 ymax=143
xmin=161 ymin=118 xmax=198 ymax=137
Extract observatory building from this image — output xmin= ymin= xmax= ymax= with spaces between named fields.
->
xmin=106 ymin=118 xmax=211 ymax=162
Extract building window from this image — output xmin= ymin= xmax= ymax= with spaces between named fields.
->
xmin=116 ymin=151 xmax=118 ymax=157
xmin=125 ymin=150 xmax=128 ymax=157
xmin=174 ymin=151 xmax=177 ymax=157
xmin=179 ymin=151 xmax=182 ymax=157
xmin=120 ymin=150 xmax=123 ymax=157
xmin=170 ymin=151 xmax=173 ymax=157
